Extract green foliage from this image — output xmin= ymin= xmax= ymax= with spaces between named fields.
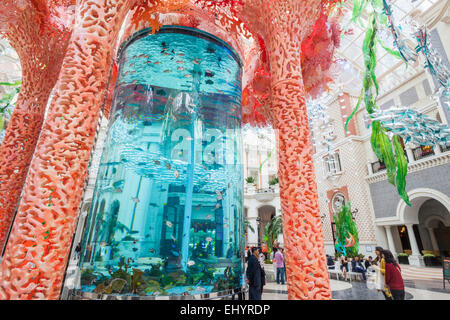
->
xmin=269 ymin=176 xmax=279 ymax=186
xmin=244 ymin=219 xmax=255 ymax=233
xmin=264 ymin=215 xmax=283 ymax=252
xmin=347 ymin=252 xmax=365 ymax=259
xmin=345 ymin=1 xmax=411 ymax=206
xmin=398 ymin=253 xmax=409 ymax=257
xmin=259 ymin=147 xmax=275 ymax=173
xmin=393 ymin=135 xmax=410 ymax=205
xmin=333 ymin=201 xmax=359 ymax=257
xmin=0 ymin=80 xmax=21 ymax=132
xmin=245 ymin=176 xmax=255 ymax=184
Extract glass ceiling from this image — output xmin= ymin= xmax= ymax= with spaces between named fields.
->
xmin=335 ymin=0 xmax=441 ymax=97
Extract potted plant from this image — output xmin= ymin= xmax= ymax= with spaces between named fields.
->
xmin=397 ymin=253 xmax=409 ymax=264
xmin=245 ymin=176 xmax=255 ymax=185
xmin=423 ymin=253 xmax=437 ymax=267
xmin=269 ymin=176 xmax=278 ymax=186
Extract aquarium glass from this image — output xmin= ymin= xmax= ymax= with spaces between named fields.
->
xmin=77 ymin=27 xmax=244 ymax=297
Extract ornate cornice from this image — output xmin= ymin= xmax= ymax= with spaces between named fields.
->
xmin=366 ymin=152 xmax=450 ymax=184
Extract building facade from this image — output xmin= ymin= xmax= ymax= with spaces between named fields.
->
xmin=312 ymin=1 xmax=450 ymax=265
xmin=242 ymin=127 xmax=282 ymax=248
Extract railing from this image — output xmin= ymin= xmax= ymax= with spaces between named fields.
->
xmin=366 ymin=151 xmax=450 ymax=184
xmin=412 ymin=146 xmax=435 ymax=161
xmin=440 ymin=144 xmax=450 ymax=153
xmin=244 ymin=185 xmax=279 ymax=195
xmin=256 ymin=187 xmax=276 ymax=193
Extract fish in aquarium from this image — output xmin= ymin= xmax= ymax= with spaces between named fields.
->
xmin=149 ymin=203 xmax=159 ymax=207
xmin=99 ymin=242 xmax=107 ymax=247
xmin=187 ymin=260 xmax=195 ymax=266
xmin=205 ymin=237 xmax=212 ymax=242
xmin=174 ymin=169 xmax=180 ymax=179
xmin=131 ymin=197 xmax=140 ymax=203
xmin=213 ymin=203 xmax=221 ymax=210
xmin=165 ymin=162 xmax=171 ymax=170
xmin=166 ymin=221 xmax=173 ymax=228
xmin=205 ymin=214 xmax=212 ymax=220
xmin=149 ymin=248 xmax=156 ymax=253
xmin=195 ymin=204 xmax=202 ymax=211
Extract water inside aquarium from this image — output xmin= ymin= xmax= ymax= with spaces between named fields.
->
xmin=77 ymin=27 xmax=244 ymax=297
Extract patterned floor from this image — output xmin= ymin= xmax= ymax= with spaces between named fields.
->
xmin=261 ymin=265 xmax=450 ymax=300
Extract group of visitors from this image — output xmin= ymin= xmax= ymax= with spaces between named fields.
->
xmin=327 ymin=246 xmax=405 ymax=300
xmin=245 ymin=245 xmax=285 ymax=300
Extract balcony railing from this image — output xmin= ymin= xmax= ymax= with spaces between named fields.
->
xmin=245 ymin=185 xmax=279 ymax=195
xmin=256 ymin=187 xmax=276 ymax=193
xmin=412 ymin=146 xmax=435 ymax=161
xmin=440 ymin=144 xmax=450 ymax=153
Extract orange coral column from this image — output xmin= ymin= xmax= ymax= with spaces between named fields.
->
xmin=0 ymin=0 xmax=135 ymax=299
xmin=240 ymin=0 xmax=331 ymax=299
xmin=0 ymin=4 xmax=72 ymax=252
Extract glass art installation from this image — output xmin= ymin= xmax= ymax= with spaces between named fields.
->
xmin=333 ymin=201 xmax=359 ymax=257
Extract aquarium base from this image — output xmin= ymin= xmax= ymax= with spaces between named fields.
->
xmin=68 ymin=287 xmax=247 ymax=300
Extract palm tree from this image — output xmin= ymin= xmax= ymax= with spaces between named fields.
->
xmin=244 ymin=219 xmax=255 ymax=234
xmin=264 ymin=215 xmax=283 ymax=251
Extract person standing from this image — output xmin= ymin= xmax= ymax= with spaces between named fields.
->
xmin=259 ymin=249 xmax=266 ymax=296
xmin=374 ymin=246 xmax=393 ymax=300
xmin=272 ymin=247 xmax=279 ymax=276
xmin=274 ymin=247 xmax=285 ymax=285
xmin=246 ymin=247 xmax=252 ymax=263
xmin=383 ymin=250 xmax=405 ymax=300
xmin=74 ymin=242 xmax=81 ymax=260
xmin=246 ymin=247 xmax=262 ymax=300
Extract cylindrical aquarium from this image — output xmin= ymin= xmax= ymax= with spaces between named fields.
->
xmin=75 ymin=26 xmax=244 ymax=298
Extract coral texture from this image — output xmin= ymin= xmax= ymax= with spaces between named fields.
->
xmin=0 ymin=0 xmax=73 ymax=251
xmin=239 ymin=0 xmax=332 ymax=299
xmin=0 ymin=0 xmax=135 ymax=299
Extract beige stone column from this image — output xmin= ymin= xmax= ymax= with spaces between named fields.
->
xmin=406 ymin=224 xmax=425 ymax=266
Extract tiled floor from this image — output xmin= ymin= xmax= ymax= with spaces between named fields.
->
xmin=261 ymin=277 xmax=450 ymax=300
xmin=62 ymin=260 xmax=450 ymax=300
